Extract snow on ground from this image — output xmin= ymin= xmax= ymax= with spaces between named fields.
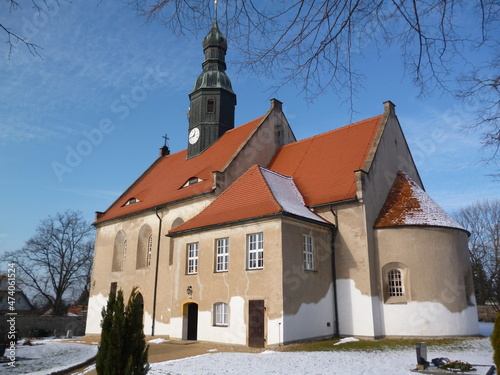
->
xmin=3 ymin=324 xmax=495 ymax=375
xmin=149 ymin=324 xmax=495 ymax=375
xmin=334 ymin=337 xmax=360 ymax=345
xmin=1 ymin=338 xmax=98 ymax=375
xmin=149 ymin=338 xmax=169 ymax=344
xmin=148 ymin=339 xmax=493 ymax=375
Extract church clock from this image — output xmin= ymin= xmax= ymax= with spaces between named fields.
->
xmin=186 ymin=17 xmax=237 ymax=159
xmin=188 ymin=127 xmax=200 ymax=145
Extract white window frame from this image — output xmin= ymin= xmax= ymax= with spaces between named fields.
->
xmin=215 ymin=238 xmax=229 ymax=272
xmin=387 ymin=269 xmax=404 ymax=297
xmin=303 ymin=234 xmax=315 ymax=271
xmin=247 ymin=233 xmax=264 ymax=270
xmin=187 ymin=242 xmax=199 ymax=274
xmin=147 ymin=234 xmax=153 ymax=267
xmin=214 ymin=302 xmax=228 ymax=326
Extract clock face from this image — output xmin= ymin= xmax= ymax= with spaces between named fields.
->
xmin=188 ymin=127 xmax=200 ymax=144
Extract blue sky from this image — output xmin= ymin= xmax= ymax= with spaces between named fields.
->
xmin=1 ymin=1 xmax=498 ymax=258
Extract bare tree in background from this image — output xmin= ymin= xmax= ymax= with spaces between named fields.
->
xmin=455 ymin=199 xmax=500 ymax=309
xmin=129 ymin=0 xmax=499 ymax=162
xmin=3 ymin=210 xmax=94 ymax=315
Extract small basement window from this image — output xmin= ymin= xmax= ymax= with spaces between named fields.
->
xmin=182 ymin=177 xmax=204 ymax=188
xmin=123 ymin=197 xmax=140 ymax=206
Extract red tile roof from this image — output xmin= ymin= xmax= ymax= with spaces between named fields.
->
xmin=169 ymin=165 xmax=329 ymax=234
xmin=95 ymin=116 xmax=265 ymax=224
xmin=268 ymin=115 xmax=383 ymax=206
xmin=375 ymin=171 xmax=465 ymax=230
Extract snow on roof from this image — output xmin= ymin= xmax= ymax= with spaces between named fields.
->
xmin=261 ymin=168 xmax=328 ymax=223
xmin=169 ymin=165 xmax=329 ymax=234
xmin=375 ymin=171 xmax=466 ymax=231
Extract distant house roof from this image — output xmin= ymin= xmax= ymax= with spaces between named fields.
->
xmin=375 ymin=171 xmax=466 ymax=231
xmin=94 ymin=116 xmax=265 ymax=224
xmin=169 ymin=165 xmax=330 ymax=235
xmin=268 ymin=115 xmax=382 ymax=206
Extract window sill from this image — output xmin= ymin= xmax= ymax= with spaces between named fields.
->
xmin=213 ymin=324 xmax=229 ymax=327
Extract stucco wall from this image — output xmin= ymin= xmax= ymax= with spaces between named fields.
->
xmin=281 ymin=219 xmax=335 ymax=343
xmin=169 ymin=218 xmax=284 ymax=345
xmin=218 ymin=101 xmax=295 ymax=192
xmin=375 ymin=226 xmax=479 ymax=336
xmin=86 ymin=195 xmax=214 ymax=336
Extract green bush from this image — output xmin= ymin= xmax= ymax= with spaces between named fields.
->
xmin=96 ymin=288 xmax=149 ymax=375
xmin=491 ymin=312 xmax=500 ymax=369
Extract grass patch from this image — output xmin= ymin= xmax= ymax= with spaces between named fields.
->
xmin=279 ymin=337 xmax=483 ymax=353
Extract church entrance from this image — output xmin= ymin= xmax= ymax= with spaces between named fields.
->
xmin=186 ymin=303 xmax=198 ymax=340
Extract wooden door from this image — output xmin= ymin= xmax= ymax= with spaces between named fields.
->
xmin=248 ymin=300 xmax=265 ymax=348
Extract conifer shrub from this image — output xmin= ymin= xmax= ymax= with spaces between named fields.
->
xmin=492 ymin=312 xmax=500 ymax=370
xmin=96 ymin=288 xmax=149 ymax=375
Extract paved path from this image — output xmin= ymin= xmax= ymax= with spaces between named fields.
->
xmin=67 ymin=336 xmax=265 ymax=375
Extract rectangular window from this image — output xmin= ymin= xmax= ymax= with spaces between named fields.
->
xmin=303 ymin=235 xmax=314 ymax=271
xmin=207 ymin=99 xmax=215 ymax=113
xmin=214 ymin=302 xmax=228 ymax=326
xmin=187 ymin=242 xmax=199 ymax=274
xmin=216 ymin=238 xmax=229 ymax=272
xmin=388 ymin=269 xmax=404 ymax=297
xmin=110 ymin=282 xmax=117 ymax=297
xmin=247 ymin=233 xmax=264 ymax=269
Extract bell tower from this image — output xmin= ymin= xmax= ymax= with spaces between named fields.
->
xmin=187 ymin=12 xmax=237 ymax=158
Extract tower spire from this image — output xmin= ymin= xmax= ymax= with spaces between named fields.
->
xmin=214 ymin=0 xmax=218 ymax=23
xmin=186 ymin=7 xmax=237 ymax=159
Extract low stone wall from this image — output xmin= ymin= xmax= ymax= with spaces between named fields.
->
xmin=477 ymin=305 xmax=498 ymax=323
xmin=0 ymin=315 xmax=87 ymax=338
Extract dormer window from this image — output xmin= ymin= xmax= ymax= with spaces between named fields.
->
xmin=207 ymin=99 xmax=215 ymax=113
xmin=124 ymin=197 xmax=140 ymax=206
xmin=182 ymin=177 xmax=204 ymax=188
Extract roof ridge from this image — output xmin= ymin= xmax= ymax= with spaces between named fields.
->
xmin=283 ymin=114 xmax=384 ymax=148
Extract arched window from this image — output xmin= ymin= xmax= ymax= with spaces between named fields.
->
xmin=136 ymin=224 xmax=153 ymax=269
xmin=213 ymin=302 xmax=229 ymax=326
xmin=112 ymin=230 xmax=127 ymax=272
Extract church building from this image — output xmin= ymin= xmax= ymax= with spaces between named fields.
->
xmin=86 ymin=17 xmax=479 ymax=347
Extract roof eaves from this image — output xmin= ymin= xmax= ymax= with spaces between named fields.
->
xmin=168 ymin=212 xmax=284 ymax=237
xmin=93 ymin=154 xmax=169 ymax=224
xmin=374 ymin=223 xmax=470 ymax=236
xmin=94 ymin=189 xmax=216 ymax=227
xmin=168 ymin=210 xmax=334 ymax=237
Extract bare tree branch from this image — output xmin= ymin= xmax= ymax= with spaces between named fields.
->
xmin=2 ymin=210 xmax=94 ymax=315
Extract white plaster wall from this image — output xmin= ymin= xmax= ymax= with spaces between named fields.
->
xmin=169 ymin=316 xmax=183 ymax=339
xmin=336 ymin=279 xmax=377 ymax=337
xmin=197 ymin=296 xmax=247 ymax=345
xmin=383 ymin=300 xmax=479 ymax=336
xmin=169 ymin=296 xmax=247 ymax=345
xmin=85 ymin=292 xmax=107 ymax=334
xmin=283 ymin=284 xmax=335 ymax=343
